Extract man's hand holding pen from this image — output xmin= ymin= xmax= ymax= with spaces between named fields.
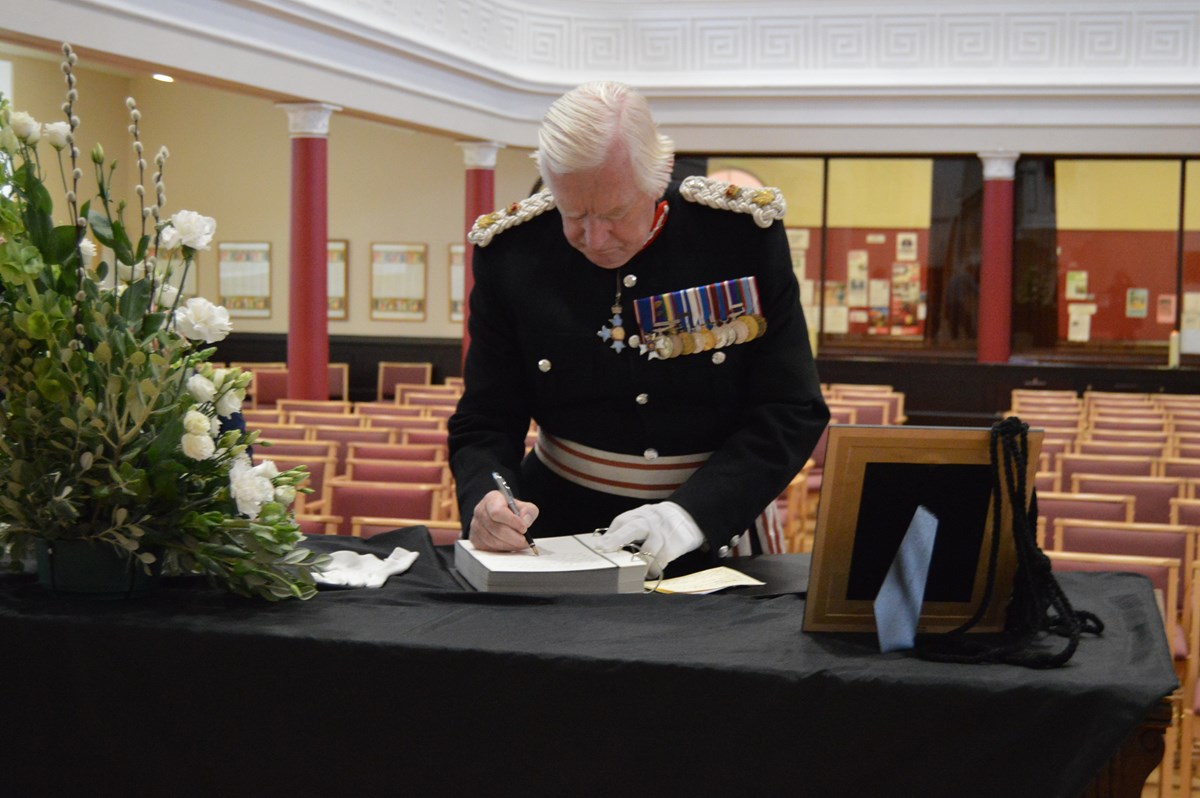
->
xmin=467 ymin=473 xmax=541 ymax=554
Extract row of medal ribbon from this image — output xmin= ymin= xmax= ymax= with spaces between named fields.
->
xmin=632 ymin=276 xmax=767 ymax=360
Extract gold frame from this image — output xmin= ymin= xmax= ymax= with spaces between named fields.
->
xmin=804 ymin=425 xmax=1043 ymax=634
xmin=369 ymin=242 xmax=427 ymax=322
xmin=217 ymin=241 xmax=272 ymax=319
xmin=327 ymin=239 xmax=348 ymax=320
xmin=448 ymin=243 xmax=465 ymax=323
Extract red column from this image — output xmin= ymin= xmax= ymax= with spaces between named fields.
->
xmin=278 ymin=102 xmax=340 ymax=399
xmin=457 ymin=142 xmax=504 ymax=369
xmin=977 ymin=151 xmax=1019 ymax=364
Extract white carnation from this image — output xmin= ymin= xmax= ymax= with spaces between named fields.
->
xmin=160 ymin=210 xmax=216 ymax=251
xmin=175 ymin=297 xmax=232 ymax=343
xmin=181 ymin=432 xmax=216 ymax=460
xmin=229 ymin=461 xmax=275 ymax=518
xmin=186 ymin=374 xmax=216 ymax=403
xmin=215 ymin=388 xmax=243 ymax=418
xmin=183 ymin=409 xmax=211 ymax=435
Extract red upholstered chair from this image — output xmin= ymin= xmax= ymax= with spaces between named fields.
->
xmin=826 ymin=398 xmax=889 ymax=426
xmin=1086 ymin=429 xmax=1171 ymax=446
xmin=353 ymin=403 xmax=427 ymax=419
xmin=1074 ymin=440 xmax=1169 ymax=458
xmin=310 ymin=426 xmax=396 ymax=476
xmin=247 ymin=422 xmax=309 ymax=442
xmin=1057 ymin=453 xmax=1157 ymax=488
xmin=376 ymin=361 xmax=432 ymax=402
xmin=350 ymin=516 xmax=461 ymax=545
xmin=241 ymin=409 xmax=284 ymax=425
xmin=1035 ymin=491 xmax=1135 ymax=549
xmin=344 ymin=459 xmax=448 ymax=487
xmin=346 ymin=442 xmax=446 ymax=462
xmin=401 ymin=429 xmax=450 ymax=449
xmin=1034 ymin=471 xmax=1060 ymax=493
xmin=1176 ymin=560 xmax=1200 ymax=797
xmin=1070 ymin=475 xmax=1188 ymax=525
xmin=289 ymin=412 xmax=367 ymax=428
xmin=295 ymin=514 xmax=343 ymax=536
xmin=832 ymin=390 xmax=906 ymax=425
xmin=249 ymin=368 xmax=289 ymax=409
xmin=277 ymin=399 xmax=352 ymax=417
xmin=1160 ymin=458 xmax=1200 ymax=480
xmin=328 ymin=362 xmax=350 ymax=401
xmin=254 ymin=440 xmax=338 ymax=460
xmin=363 ymin=416 xmax=445 ymax=433
xmin=1171 ymin=498 xmax=1200 ymax=527
xmin=327 ymin=481 xmax=443 ymax=536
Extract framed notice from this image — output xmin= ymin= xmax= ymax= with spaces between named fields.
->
xmin=449 ymin=243 xmax=466 ymax=323
xmin=217 ymin=242 xmax=271 ymax=318
xmin=327 ymin=240 xmax=348 ymax=320
xmin=370 ymin=242 xmax=427 ymax=321
xmin=804 ymin=425 xmax=1042 ymax=635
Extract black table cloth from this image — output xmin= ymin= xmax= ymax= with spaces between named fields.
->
xmin=0 ymin=528 xmax=1177 ymax=798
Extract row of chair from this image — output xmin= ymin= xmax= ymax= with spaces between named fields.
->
xmin=234 ymin=360 xmax=446 ymax=408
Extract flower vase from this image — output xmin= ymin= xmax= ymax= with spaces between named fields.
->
xmin=34 ymin=539 xmax=162 ymax=598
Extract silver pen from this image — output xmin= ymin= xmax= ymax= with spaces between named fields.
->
xmin=491 ymin=471 xmax=539 ymax=555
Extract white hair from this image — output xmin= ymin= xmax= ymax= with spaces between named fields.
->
xmin=533 ymin=81 xmax=675 ymax=198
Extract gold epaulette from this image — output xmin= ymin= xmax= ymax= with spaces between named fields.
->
xmin=467 ymin=189 xmax=557 ymax=248
xmin=679 ymin=175 xmax=787 ymax=229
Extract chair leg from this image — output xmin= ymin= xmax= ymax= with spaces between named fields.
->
xmin=1182 ymin=707 xmax=1194 ymax=798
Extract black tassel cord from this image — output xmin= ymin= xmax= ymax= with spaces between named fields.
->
xmin=918 ymin=417 xmax=1103 ymax=668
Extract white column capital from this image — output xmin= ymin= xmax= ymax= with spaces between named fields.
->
xmin=277 ymin=102 xmax=342 ymax=138
xmin=978 ymin=151 xmax=1020 ymax=181
xmin=458 ymin=141 xmax=505 ymax=170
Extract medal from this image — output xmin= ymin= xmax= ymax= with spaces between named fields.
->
xmin=598 ymin=271 xmax=629 ymax=353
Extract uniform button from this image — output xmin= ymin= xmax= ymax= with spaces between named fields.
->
xmin=718 ymin=545 xmax=731 ymax=557
xmin=537 ymin=359 xmax=552 ymax=372
xmin=629 ymin=334 xmax=640 ymax=348
xmin=711 ymin=351 xmax=726 ymax=365
xmin=729 ymin=534 xmax=741 ymax=547
xmin=643 ymin=448 xmax=659 ymax=460
xmin=623 ymin=274 xmax=638 ymax=288
xmin=635 ymin=393 xmax=649 ymax=405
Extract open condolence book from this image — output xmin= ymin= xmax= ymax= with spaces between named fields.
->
xmin=454 ymin=535 xmax=649 ymax=594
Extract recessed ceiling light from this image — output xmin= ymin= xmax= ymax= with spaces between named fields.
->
xmin=152 ymin=73 xmax=175 ymax=83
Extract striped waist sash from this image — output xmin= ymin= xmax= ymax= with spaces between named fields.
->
xmin=534 ymin=430 xmax=785 ymax=555
xmin=534 ymin=430 xmax=711 ymax=501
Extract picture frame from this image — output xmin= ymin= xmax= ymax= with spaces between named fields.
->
xmin=327 ymin=239 xmax=348 ymax=320
xmin=217 ymin=241 xmax=271 ymax=318
xmin=370 ymin=242 xmax=427 ymax=321
xmin=803 ymin=425 xmax=1043 ymax=635
xmin=448 ymin=243 xmax=465 ymax=323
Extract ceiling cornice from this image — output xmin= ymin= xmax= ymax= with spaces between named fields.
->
xmin=2 ymin=0 xmax=1198 ymax=154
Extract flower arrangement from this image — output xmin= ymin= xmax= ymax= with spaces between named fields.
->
xmin=0 ymin=44 xmax=327 ymax=600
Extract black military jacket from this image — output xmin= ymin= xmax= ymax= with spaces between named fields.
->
xmin=449 ymin=180 xmax=829 ymax=561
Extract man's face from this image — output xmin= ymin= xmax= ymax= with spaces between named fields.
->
xmin=548 ymin=150 xmax=658 ymax=271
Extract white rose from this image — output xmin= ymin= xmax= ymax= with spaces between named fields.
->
xmin=181 ymin=432 xmax=216 ymax=460
xmin=229 ymin=464 xmax=275 ymax=518
xmin=186 ymin=374 xmax=216 ymax=403
xmin=183 ymin=409 xmax=211 ymax=435
xmin=0 ymin=127 xmax=19 ymax=155
xmin=9 ymin=111 xmax=39 ymax=142
xmin=274 ymin=485 xmax=296 ymax=506
xmin=215 ymin=388 xmax=243 ymax=418
xmin=160 ymin=210 xmax=216 ymax=251
xmin=209 ymin=416 xmax=222 ymax=436
xmin=175 ymin=297 xmax=232 ymax=343
xmin=44 ymin=121 xmax=70 ymax=150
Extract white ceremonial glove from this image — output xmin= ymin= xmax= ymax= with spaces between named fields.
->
xmin=593 ymin=501 xmax=706 ymax=578
xmin=314 ymin=547 xmax=419 ymax=589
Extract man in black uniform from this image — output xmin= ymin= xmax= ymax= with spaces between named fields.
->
xmin=449 ymin=81 xmax=828 ymax=577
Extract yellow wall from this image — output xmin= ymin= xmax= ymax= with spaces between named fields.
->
xmin=827 ymin=158 xmax=933 ymax=229
xmin=1056 ymin=160 xmax=1181 ymax=232
xmin=707 ymin=157 xmax=825 ymax=228
xmin=7 ymin=53 xmax=539 ymax=338
xmin=1186 ymin=160 xmax=1200 ymax=232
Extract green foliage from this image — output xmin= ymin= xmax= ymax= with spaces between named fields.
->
xmin=0 ymin=62 xmax=328 ymax=600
